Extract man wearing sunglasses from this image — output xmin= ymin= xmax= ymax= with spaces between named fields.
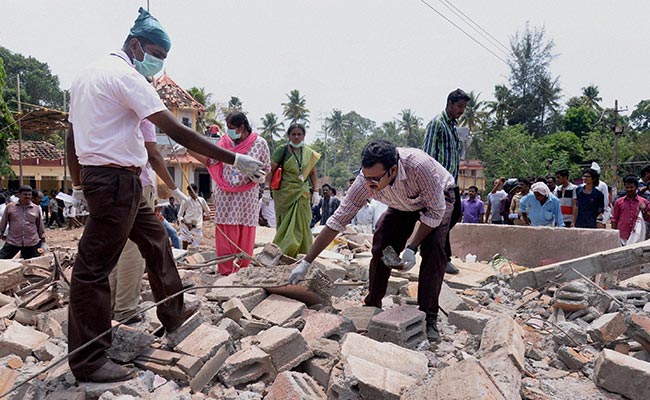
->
xmin=289 ymin=140 xmax=455 ymax=341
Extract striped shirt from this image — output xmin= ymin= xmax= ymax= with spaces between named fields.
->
xmin=423 ymin=109 xmax=461 ymax=182
xmin=326 ymin=148 xmax=455 ymax=232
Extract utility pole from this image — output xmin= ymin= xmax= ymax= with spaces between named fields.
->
xmin=612 ymin=100 xmax=627 ymax=196
xmin=63 ymin=90 xmax=68 ymax=192
xmin=17 ymin=74 xmax=23 ymax=186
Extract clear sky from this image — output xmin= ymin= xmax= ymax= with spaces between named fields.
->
xmin=2 ymin=0 xmax=648 ymax=139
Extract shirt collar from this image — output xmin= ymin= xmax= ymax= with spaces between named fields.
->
xmin=442 ymin=109 xmax=456 ymax=126
xmin=111 ymin=49 xmax=135 ymax=68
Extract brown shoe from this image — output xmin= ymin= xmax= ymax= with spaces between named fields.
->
xmin=166 ymin=300 xmax=200 ymax=333
xmin=77 ymin=360 xmax=136 ymax=383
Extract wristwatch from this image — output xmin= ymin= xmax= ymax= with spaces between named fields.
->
xmin=406 ymin=244 xmax=418 ymax=253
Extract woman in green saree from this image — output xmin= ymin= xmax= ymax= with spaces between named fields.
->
xmin=270 ymin=124 xmax=320 ymax=257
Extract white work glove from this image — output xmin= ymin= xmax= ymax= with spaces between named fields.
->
xmin=172 ymin=188 xmax=189 ymax=203
xmin=400 ymin=247 xmax=417 ymax=272
xmin=72 ymin=188 xmax=86 ymax=207
xmin=288 ymin=259 xmax=311 ymax=284
xmin=234 ymin=153 xmax=265 ymax=179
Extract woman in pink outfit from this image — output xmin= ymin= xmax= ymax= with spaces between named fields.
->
xmin=191 ymin=111 xmax=270 ymax=275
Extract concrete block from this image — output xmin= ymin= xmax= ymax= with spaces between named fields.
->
xmin=385 ymin=276 xmax=409 ymax=296
xmin=177 ymin=354 xmax=203 ymax=377
xmin=216 ymin=317 xmax=244 ymax=340
xmin=340 ymin=333 xmax=428 ymax=378
xmin=301 ymin=311 xmax=355 ymax=341
xmin=593 ymin=349 xmax=650 ymax=400
xmin=588 ymin=312 xmax=626 ymax=343
xmin=133 ymin=359 xmax=187 ymax=381
xmin=478 ymin=316 xmax=526 ymax=371
xmin=34 ymin=341 xmax=62 ymax=362
xmin=222 ymin=297 xmax=252 ymax=322
xmin=557 ymin=346 xmax=590 ymax=370
xmin=174 ymin=323 xmax=231 ymax=362
xmin=0 ymin=366 xmax=18 ymax=399
xmin=0 ymin=322 xmax=49 ymax=359
xmin=239 ymin=319 xmax=272 ymax=337
xmin=107 ymin=323 xmax=156 ymax=363
xmin=302 ymin=338 xmax=340 ymax=388
xmin=402 ymin=358 xmax=507 ymax=400
xmin=553 ymin=321 xmax=589 ymax=346
xmin=451 ymin=223 xmax=619 ymax=269
xmin=341 ymin=306 xmax=381 ymax=332
xmin=266 ymin=371 xmax=327 ymax=400
xmin=439 ymin=282 xmax=470 ymax=313
xmin=328 ymin=354 xmax=417 ymax=400
xmin=164 ymin=312 xmax=205 ymax=348
xmin=190 ymin=346 xmax=230 ymax=393
xmin=136 ymin=348 xmax=181 ymax=365
xmin=448 ymin=310 xmax=494 ymax=335
xmin=0 ymin=260 xmax=27 ymax=292
xmin=44 ymin=390 xmax=86 ymax=400
xmin=253 ymin=326 xmax=313 ymax=371
xmin=313 ymin=258 xmax=347 ymax=282
xmin=251 ymin=294 xmax=306 ymax=325
xmin=480 ymin=349 xmax=522 ymax=399
xmin=367 ymin=305 xmax=426 ymax=348
xmin=0 ymin=302 xmax=16 ymax=319
xmin=206 ymin=274 xmax=267 ymax=311
xmin=627 ymin=313 xmax=650 ymax=351
xmin=217 ymin=346 xmax=276 ymax=387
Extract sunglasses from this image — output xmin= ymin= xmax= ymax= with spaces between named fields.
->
xmin=361 ymin=169 xmax=389 ymax=184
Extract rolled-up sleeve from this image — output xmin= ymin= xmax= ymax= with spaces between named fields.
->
xmin=413 ymin=159 xmax=449 ymax=228
xmin=326 ymin=181 xmax=369 ymax=232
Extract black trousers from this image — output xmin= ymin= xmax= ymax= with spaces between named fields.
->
xmin=68 ymin=166 xmax=185 ymax=379
xmin=0 ymin=242 xmax=40 ymax=260
xmin=364 ymin=188 xmax=455 ymax=318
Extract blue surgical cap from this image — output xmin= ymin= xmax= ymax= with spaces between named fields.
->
xmin=129 ymin=7 xmax=171 ymax=52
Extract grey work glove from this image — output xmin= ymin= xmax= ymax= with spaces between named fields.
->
xmin=288 ymin=259 xmax=311 ymax=284
xmin=234 ymin=153 xmax=265 ymax=179
xmin=72 ymin=188 xmax=87 ymax=207
xmin=400 ymin=248 xmax=416 ymax=272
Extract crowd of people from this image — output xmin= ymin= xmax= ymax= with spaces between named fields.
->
xmin=457 ymin=164 xmax=650 ymax=246
xmin=4 ymin=7 xmax=644 ymax=383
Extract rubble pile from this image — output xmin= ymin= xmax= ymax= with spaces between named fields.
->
xmin=0 ymin=234 xmax=649 ymax=399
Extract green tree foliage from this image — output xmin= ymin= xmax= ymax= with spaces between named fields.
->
xmin=0 ymin=58 xmax=17 ymax=177
xmin=258 ymin=112 xmax=284 ymax=152
xmin=505 ymin=24 xmax=561 ymax=136
xmin=282 ymin=89 xmax=310 ymax=126
xmin=187 ymin=86 xmax=218 ymax=134
xmin=630 ymin=99 xmax=650 ymax=131
xmin=0 ymin=46 xmax=64 ymax=110
xmin=564 ymin=105 xmax=598 ymax=137
xmin=459 ymin=91 xmax=487 ymax=133
xmin=398 ymin=109 xmax=423 ymax=147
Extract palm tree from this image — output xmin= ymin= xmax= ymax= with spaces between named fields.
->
xmin=581 ymin=85 xmax=602 ymax=111
xmin=398 ymin=109 xmax=422 ymax=147
xmin=486 ymin=84 xmax=513 ymax=128
xmin=259 ymin=113 xmax=284 ymax=151
xmin=228 ymin=96 xmax=243 ymax=111
xmin=186 ymin=87 xmax=211 ymax=107
xmin=459 ymin=91 xmax=486 ymax=132
xmin=282 ymin=89 xmax=310 ymax=126
xmin=186 ymin=86 xmax=215 ymax=134
xmin=323 ymin=109 xmax=348 ymax=139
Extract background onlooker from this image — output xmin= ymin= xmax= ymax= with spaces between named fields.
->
xmin=0 ymin=185 xmax=46 ymax=259
xmin=574 ymin=168 xmax=604 ymax=229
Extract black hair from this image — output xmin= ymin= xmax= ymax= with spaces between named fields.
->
xmin=468 ymin=185 xmax=478 ymax=192
xmin=583 ymin=168 xmax=600 ymax=186
xmin=321 ymin=184 xmax=331 ymax=190
xmin=32 ymin=190 xmax=43 ymax=197
xmin=555 ymin=169 xmax=569 ymax=178
xmin=361 ymin=140 xmax=399 ymax=171
xmin=0 ymin=194 xmax=5 ymax=203
xmin=331 ymin=188 xmax=337 ymax=196
xmin=640 ymin=165 xmax=650 ymax=177
xmin=518 ymin=177 xmax=531 ymax=186
xmin=225 ymin=111 xmax=252 ymax=133
xmin=18 ymin=185 xmax=33 ymax=193
xmin=187 ymin=183 xmax=198 ymax=192
xmin=287 ymin=123 xmax=306 ymax=136
xmin=623 ymin=174 xmax=639 ymax=187
xmin=546 ymin=175 xmax=557 ymax=183
xmin=447 ymin=88 xmax=470 ymax=104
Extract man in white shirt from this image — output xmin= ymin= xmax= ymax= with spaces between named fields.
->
xmin=485 ymin=178 xmax=507 ymax=224
xmin=178 ymin=183 xmax=210 ymax=249
xmin=65 ymin=8 xmax=263 ymax=383
xmin=259 ymin=188 xmax=276 ymax=228
xmin=351 ymin=199 xmax=376 ymax=233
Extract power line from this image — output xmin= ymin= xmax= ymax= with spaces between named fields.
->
xmin=440 ymin=0 xmax=511 ymax=54
xmin=416 ymin=0 xmax=509 ymax=65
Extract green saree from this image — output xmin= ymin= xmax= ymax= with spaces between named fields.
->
xmin=272 ymin=145 xmax=320 ymax=257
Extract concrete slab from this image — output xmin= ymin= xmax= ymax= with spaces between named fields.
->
xmin=451 ymin=223 xmax=619 ymax=268
xmin=251 ymin=294 xmax=306 ymax=326
xmin=593 ymin=349 xmax=650 ymax=400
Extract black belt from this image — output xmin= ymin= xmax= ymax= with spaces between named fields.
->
xmin=82 ymin=164 xmax=142 ymax=175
